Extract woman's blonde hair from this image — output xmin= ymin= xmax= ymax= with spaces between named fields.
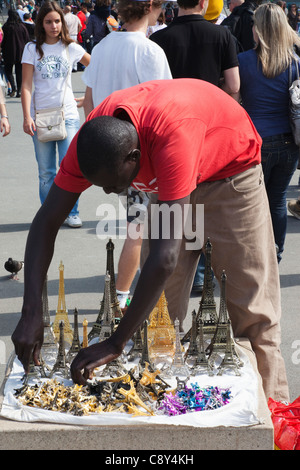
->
xmin=254 ymin=2 xmax=300 ymax=78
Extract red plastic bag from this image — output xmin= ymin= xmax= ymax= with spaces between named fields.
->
xmin=268 ymin=396 xmax=300 ymax=450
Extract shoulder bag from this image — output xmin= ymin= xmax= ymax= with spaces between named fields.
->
xmin=289 ymin=59 xmax=300 ymax=146
xmin=34 ymin=47 xmax=70 ymax=143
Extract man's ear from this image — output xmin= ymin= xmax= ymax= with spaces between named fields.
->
xmin=126 ymin=149 xmax=141 ymax=163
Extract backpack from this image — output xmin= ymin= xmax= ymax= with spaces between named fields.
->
xmin=106 ymin=15 xmax=119 ymax=33
xmin=221 ymin=5 xmax=254 ymax=53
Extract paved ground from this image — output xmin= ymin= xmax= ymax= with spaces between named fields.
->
xmin=0 ymin=70 xmax=299 ymax=404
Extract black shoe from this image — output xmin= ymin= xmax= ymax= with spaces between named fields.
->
xmin=16 ymin=93 xmax=21 ymax=97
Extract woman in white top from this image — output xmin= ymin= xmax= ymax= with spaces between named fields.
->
xmin=21 ymin=1 xmax=90 ymax=227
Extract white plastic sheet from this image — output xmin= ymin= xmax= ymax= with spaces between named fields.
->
xmin=0 ymin=345 xmax=263 ymax=428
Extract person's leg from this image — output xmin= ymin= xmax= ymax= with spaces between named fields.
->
xmin=4 ymin=63 xmax=15 ymax=95
xmin=116 ymin=189 xmax=149 ymax=305
xmin=32 ymin=133 xmax=56 ymax=205
xmin=161 ymin=164 xmax=288 ymax=401
xmin=199 ymin=165 xmax=289 ymax=401
xmin=57 ymin=119 xmax=81 ymax=224
xmin=15 ymin=62 xmax=22 ymax=96
xmin=261 ymin=136 xmax=299 ymax=261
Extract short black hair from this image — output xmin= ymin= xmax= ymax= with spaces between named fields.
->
xmin=77 ymin=115 xmax=135 ymax=178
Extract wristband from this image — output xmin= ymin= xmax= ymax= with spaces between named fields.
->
xmin=1 ymin=115 xmax=8 ymax=119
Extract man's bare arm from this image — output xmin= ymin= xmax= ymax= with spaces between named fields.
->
xmin=12 ymin=183 xmax=81 ymax=373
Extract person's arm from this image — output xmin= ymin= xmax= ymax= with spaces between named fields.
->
xmin=0 ymin=101 xmax=10 ymax=136
xmin=11 ymin=183 xmax=81 ymax=373
xmin=21 ymin=63 xmax=36 ymax=136
xmin=79 ymin=51 xmax=90 ymax=67
xmin=70 ymin=195 xmax=190 ymax=385
xmin=83 ymin=86 xmax=94 ymax=118
xmin=221 ymin=66 xmax=240 ymax=101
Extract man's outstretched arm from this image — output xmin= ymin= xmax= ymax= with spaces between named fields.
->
xmin=12 ymin=183 xmax=81 ymax=373
xmin=70 ymin=195 xmax=190 ymax=385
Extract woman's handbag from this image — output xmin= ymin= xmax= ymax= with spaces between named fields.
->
xmin=35 ymin=106 xmax=67 ymax=143
xmin=289 ymin=60 xmax=300 ymax=146
xmin=34 ymin=47 xmax=70 ymax=143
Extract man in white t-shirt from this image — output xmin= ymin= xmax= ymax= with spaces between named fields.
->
xmin=64 ymin=5 xmax=82 ymax=41
xmin=82 ymin=0 xmax=172 ymax=310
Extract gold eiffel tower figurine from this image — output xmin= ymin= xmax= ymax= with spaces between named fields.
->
xmin=148 ymin=291 xmax=176 ymax=361
xmin=52 ymin=261 xmax=73 ymax=345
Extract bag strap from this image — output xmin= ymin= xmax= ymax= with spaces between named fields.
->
xmin=34 ymin=45 xmax=70 ymax=112
xmin=289 ymin=58 xmax=300 ymax=87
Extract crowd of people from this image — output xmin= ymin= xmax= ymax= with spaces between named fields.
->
xmin=0 ymin=0 xmax=299 ymax=404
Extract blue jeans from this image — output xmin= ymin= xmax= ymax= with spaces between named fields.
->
xmin=32 ymin=118 xmax=80 ymax=216
xmin=261 ymin=133 xmax=299 ymax=262
xmin=193 ymin=252 xmax=214 ymax=286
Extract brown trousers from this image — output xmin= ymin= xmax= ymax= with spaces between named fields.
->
xmin=141 ymin=165 xmax=289 ymax=402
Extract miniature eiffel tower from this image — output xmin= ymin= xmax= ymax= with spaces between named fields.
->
xmin=198 ymin=238 xmax=218 ymax=336
xmin=52 ymin=261 xmax=73 ymax=345
xmin=22 ymin=354 xmax=48 ymax=384
xmin=50 ymin=321 xmax=70 ymax=378
xmin=181 ymin=238 xmax=217 ymax=344
xmin=169 ymin=319 xmax=190 ymax=377
xmin=139 ymin=320 xmax=154 ymax=370
xmin=217 ymin=318 xmax=242 ymax=376
xmin=192 ymin=318 xmax=213 ymax=376
xmin=148 ymin=291 xmax=176 ymax=360
xmin=88 ymin=240 xmax=122 ymax=342
xmin=82 ymin=318 xmax=88 ymax=348
xmin=128 ymin=326 xmax=143 ymax=361
xmin=207 ymin=271 xmax=242 ymax=370
xmin=98 ymin=273 xmax=114 ymax=342
xmin=41 ymin=276 xmax=58 ymax=362
xmin=185 ymin=310 xmax=199 ymax=360
xmin=105 ymin=239 xmax=123 ymax=322
xmin=66 ymin=308 xmax=81 ymax=363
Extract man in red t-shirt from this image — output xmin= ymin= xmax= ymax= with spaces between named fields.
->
xmin=77 ymin=2 xmax=87 ymax=44
xmin=12 ymin=79 xmax=289 ymax=402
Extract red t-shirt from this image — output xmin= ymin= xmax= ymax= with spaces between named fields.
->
xmin=55 ymin=79 xmax=262 ymax=201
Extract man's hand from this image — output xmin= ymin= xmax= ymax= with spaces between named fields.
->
xmin=70 ymin=338 xmax=123 ymax=385
xmin=11 ymin=311 xmax=44 ymax=373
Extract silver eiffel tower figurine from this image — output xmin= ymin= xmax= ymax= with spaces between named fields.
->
xmin=207 ymin=271 xmax=243 ymax=370
xmin=128 ymin=326 xmax=143 ymax=361
xmin=88 ymin=240 xmax=122 ymax=342
xmin=192 ymin=318 xmax=214 ymax=376
xmin=98 ymin=273 xmax=114 ymax=342
xmin=169 ymin=319 xmax=190 ymax=377
xmin=41 ymin=275 xmax=58 ymax=363
xmin=217 ymin=319 xmax=242 ymax=376
xmin=66 ymin=308 xmax=81 ymax=363
xmin=49 ymin=321 xmax=70 ymax=378
xmin=185 ymin=310 xmax=199 ymax=360
xmin=139 ymin=320 xmax=153 ymax=370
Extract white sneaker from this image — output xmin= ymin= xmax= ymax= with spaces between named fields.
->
xmin=65 ymin=215 xmax=82 ymax=228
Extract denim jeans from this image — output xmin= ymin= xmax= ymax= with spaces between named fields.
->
xmin=261 ymin=133 xmax=299 ymax=262
xmin=32 ymin=118 xmax=80 ymax=216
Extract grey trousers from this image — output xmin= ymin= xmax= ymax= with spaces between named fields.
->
xmin=141 ymin=164 xmax=289 ymax=402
